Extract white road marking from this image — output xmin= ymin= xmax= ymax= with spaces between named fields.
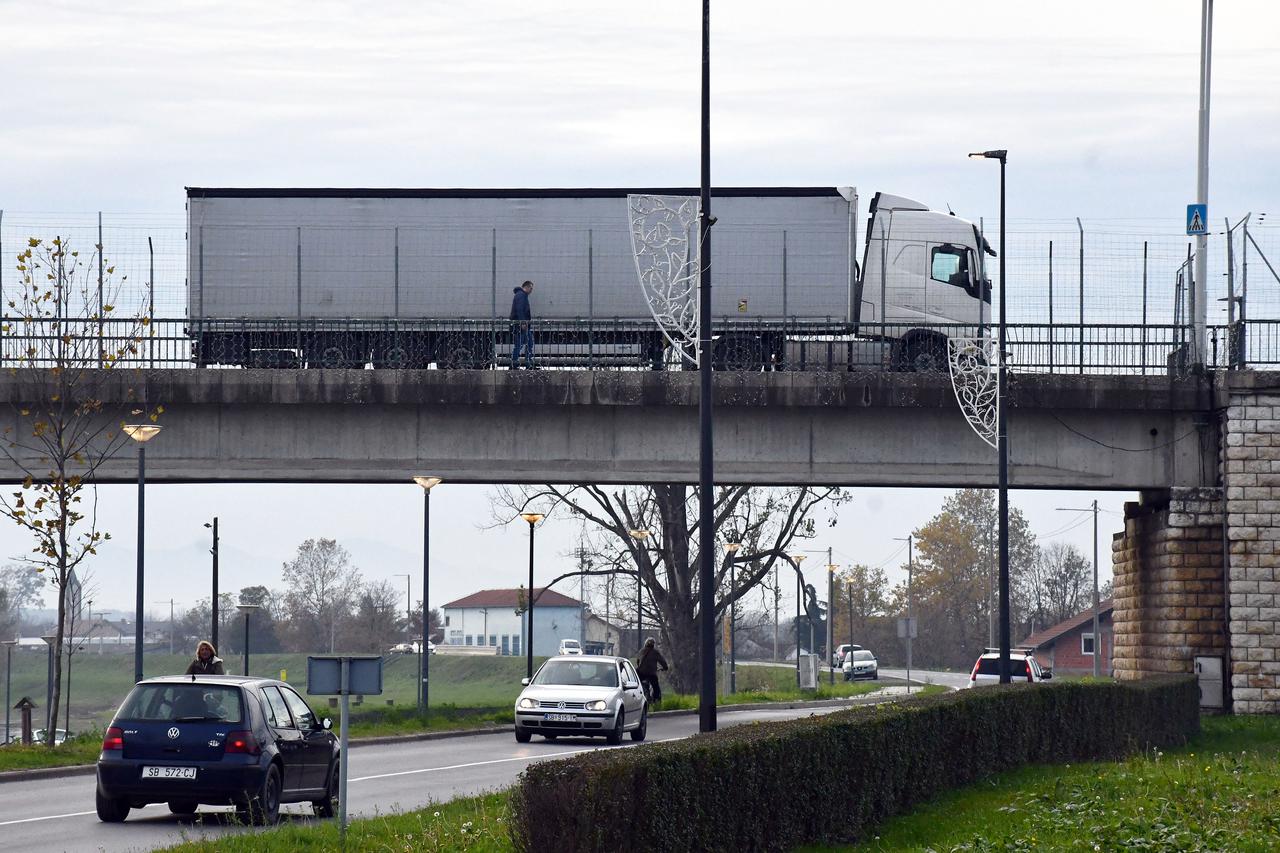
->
xmin=349 ymin=737 xmax=681 ymax=783
xmin=0 ymin=810 xmax=96 ymax=827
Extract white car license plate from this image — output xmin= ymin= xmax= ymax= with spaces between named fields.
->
xmin=543 ymin=713 xmax=577 ymax=723
xmin=142 ymin=766 xmax=197 ymax=780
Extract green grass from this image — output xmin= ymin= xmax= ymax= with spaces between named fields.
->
xmin=161 ymin=791 xmax=514 ymax=852
xmin=802 ymin=715 xmax=1280 ymax=852
xmin=0 ymin=732 xmax=103 ymax=772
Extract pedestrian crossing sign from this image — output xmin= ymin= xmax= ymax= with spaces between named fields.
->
xmin=1187 ymin=203 xmax=1207 ymax=236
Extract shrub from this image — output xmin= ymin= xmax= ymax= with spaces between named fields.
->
xmin=509 ymin=676 xmax=1199 ymax=852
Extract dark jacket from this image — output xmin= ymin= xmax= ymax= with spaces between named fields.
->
xmin=510 ymin=287 xmax=531 ymax=323
xmin=636 ymin=646 xmax=668 ymax=677
xmin=185 ymin=656 xmax=225 ymax=676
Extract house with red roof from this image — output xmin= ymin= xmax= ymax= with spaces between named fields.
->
xmin=1020 ymin=598 xmax=1114 ymax=676
xmin=441 ymin=587 xmax=584 ymax=657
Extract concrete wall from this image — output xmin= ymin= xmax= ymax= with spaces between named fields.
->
xmin=0 ymin=370 xmax=1216 ymax=487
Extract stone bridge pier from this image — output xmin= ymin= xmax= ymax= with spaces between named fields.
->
xmin=1113 ymin=372 xmax=1280 ymax=714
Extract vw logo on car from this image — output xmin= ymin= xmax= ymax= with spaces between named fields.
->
xmin=167 ymin=727 xmax=180 ymax=740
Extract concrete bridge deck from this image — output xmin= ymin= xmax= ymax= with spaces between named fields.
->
xmin=0 ymin=370 xmax=1216 ymax=487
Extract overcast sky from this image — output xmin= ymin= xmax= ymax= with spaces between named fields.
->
xmin=2 ymin=1 xmax=1276 ymax=620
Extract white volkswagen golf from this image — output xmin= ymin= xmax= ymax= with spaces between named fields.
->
xmin=514 ymin=656 xmax=648 ymax=744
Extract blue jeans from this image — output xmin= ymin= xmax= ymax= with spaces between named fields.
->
xmin=511 ymin=326 xmax=534 ymax=367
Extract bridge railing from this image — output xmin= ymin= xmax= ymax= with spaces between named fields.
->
xmin=0 ymin=316 xmax=1267 ymax=375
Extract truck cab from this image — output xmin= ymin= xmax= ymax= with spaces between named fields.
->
xmin=857 ymin=192 xmax=992 ymax=369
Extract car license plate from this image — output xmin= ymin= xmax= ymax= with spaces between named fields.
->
xmin=142 ymin=766 xmax=197 ymax=780
xmin=543 ymin=713 xmax=577 ymax=723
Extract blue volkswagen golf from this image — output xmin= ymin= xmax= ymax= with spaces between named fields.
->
xmin=96 ymin=675 xmax=339 ymax=824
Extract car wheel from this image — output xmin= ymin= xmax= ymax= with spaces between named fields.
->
xmin=313 ymin=761 xmax=339 ymax=818
xmin=630 ymin=705 xmax=647 ymax=742
xmin=606 ymin=709 xmax=624 ymax=745
xmin=96 ymin=789 xmax=130 ymax=823
xmin=247 ymin=764 xmax=282 ymax=826
xmin=514 ymin=726 xmax=532 ymax=743
xmin=168 ymin=801 xmax=198 ymax=816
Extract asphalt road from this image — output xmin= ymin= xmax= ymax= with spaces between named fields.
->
xmin=737 ymin=658 xmax=970 ymax=690
xmin=0 ymin=703 xmax=856 ymax=853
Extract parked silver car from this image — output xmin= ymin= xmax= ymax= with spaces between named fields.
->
xmin=514 ymin=655 xmax=647 ymax=744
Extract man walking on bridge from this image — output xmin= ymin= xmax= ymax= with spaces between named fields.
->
xmin=510 ymin=280 xmax=536 ymax=369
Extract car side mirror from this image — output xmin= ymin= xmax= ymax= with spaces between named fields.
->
xmin=1042 ymin=670 xmax=1053 ymax=680
xmin=521 ymin=677 xmax=530 ymax=687
xmin=322 ymin=717 xmax=333 ymax=730
xmin=624 ymin=681 xmax=639 ymax=690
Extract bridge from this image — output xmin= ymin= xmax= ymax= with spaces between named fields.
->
xmin=0 ymin=368 xmax=1214 ymax=487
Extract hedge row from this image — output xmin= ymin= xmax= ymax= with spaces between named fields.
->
xmin=509 ymin=676 xmax=1199 ymax=852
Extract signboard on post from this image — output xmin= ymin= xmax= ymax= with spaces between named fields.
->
xmin=1186 ymin=203 xmax=1207 ymax=236
xmin=307 ymin=655 xmax=384 ymax=837
xmin=896 ymin=617 xmax=917 ymax=639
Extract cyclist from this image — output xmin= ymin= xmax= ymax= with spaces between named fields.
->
xmin=636 ymin=637 xmax=669 ymax=703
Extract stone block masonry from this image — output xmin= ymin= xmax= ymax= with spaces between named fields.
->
xmin=1222 ymin=378 xmax=1280 ymax=713
xmin=1112 ymin=488 xmax=1226 ymax=683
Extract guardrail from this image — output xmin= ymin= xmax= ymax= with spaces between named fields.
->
xmin=0 ymin=316 xmax=1272 ymax=375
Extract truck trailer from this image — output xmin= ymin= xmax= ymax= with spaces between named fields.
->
xmin=185 ymin=186 xmax=991 ymax=369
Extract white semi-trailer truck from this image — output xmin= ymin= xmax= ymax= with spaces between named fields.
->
xmin=185 ymin=186 xmax=991 ymax=369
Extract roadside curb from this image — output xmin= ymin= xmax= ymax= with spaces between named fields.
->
xmin=0 ymin=688 xmax=922 ymax=784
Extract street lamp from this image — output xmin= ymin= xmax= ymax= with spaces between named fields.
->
xmin=3 ymin=638 xmax=17 ymax=745
xmin=725 ymin=542 xmax=741 ymax=693
xmin=235 ymin=603 xmax=261 ymax=677
xmin=123 ymin=423 xmax=162 ymax=683
xmin=413 ymin=476 xmax=443 ymax=714
xmin=826 ymin=563 xmax=839 ymax=686
xmin=628 ymin=529 xmax=650 ymax=656
xmin=40 ymin=633 xmax=57 ymax=737
xmin=895 ymin=535 xmax=915 ymax=694
xmin=1057 ymin=501 xmax=1101 ymax=677
xmin=792 ymin=554 xmax=807 ymax=687
xmin=968 ymin=148 xmax=1010 ymax=683
xmin=204 ymin=518 xmax=219 ymax=650
xmin=520 ymin=512 xmax=544 ymax=679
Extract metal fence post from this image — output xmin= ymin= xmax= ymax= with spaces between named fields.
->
xmin=1077 ymin=217 xmax=1084 ymax=373
xmin=98 ymin=212 xmax=105 ymax=368
xmin=148 ymin=237 xmax=155 ymax=369
xmin=296 ymin=227 xmax=303 ymax=364
xmin=1048 ymin=239 xmax=1054 ymax=371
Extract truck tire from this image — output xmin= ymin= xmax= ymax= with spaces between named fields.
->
xmin=899 ymin=332 xmax=948 ymax=374
xmin=714 ymin=334 xmax=760 ymax=371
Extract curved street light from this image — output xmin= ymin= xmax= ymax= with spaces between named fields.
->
xmin=519 ymin=513 xmax=544 ymax=679
xmin=413 ymin=476 xmax=443 ymax=714
xmin=124 ymin=423 xmax=162 ymax=683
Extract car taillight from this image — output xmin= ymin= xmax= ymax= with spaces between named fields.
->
xmin=224 ymin=730 xmax=261 ymax=755
xmin=1025 ymin=662 xmax=1032 ymax=681
xmin=102 ymin=726 xmax=124 ymax=751
xmin=970 ymin=661 xmax=980 ymax=681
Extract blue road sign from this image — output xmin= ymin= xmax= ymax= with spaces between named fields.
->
xmin=1187 ymin=203 xmax=1208 ymax=236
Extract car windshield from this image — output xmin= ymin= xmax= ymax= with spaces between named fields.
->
xmin=117 ymin=683 xmax=245 ymax=723
xmin=852 ymin=651 xmax=875 ymax=662
xmin=533 ymin=660 xmax=619 ymax=687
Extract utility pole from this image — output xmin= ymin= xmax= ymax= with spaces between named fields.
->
xmin=826 ymin=547 xmax=835 ymax=686
xmin=1057 ymin=500 xmax=1102 ymax=677
xmin=1193 ymin=0 xmax=1213 ymax=368
xmin=773 ymin=564 xmax=780 ymax=662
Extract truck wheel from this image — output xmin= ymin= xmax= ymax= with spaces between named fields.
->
xmin=715 ymin=335 xmax=759 ymax=371
xmin=901 ymin=333 xmax=948 ymax=374
xmin=320 ymin=345 xmax=347 ymax=369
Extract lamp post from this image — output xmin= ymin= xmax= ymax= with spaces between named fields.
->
xmin=123 ymin=423 xmax=162 ymax=683
xmin=895 ymin=536 xmax=914 ymax=693
xmin=826 ymin=563 xmax=838 ymax=685
xmin=695 ymin=0 xmax=717 ymax=735
xmin=520 ymin=513 xmax=544 ymax=679
xmin=41 ymin=633 xmax=57 ymax=737
xmin=203 ymin=518 xmax=219 ymax=650
xmin=236 ymin=603 xmax=261 ymax=677
xmin=2 ymin=638 xmax=16 ymax=745
xmin=628 ymin=529 xmax=650 ymax=656
xmin=969 ymin=148 xmax=1010 ymax=683
xmin=725 ymin=542 xmax=740 ymax=694
xmin=1057 ymin=500 xmax=1101 ymax=677
xmin=412 ymin=476 xmax=442 ymax=714
xmin=153 ymin=599 xmax=174 ymax=656
xmin=792 ymin=554 xmax=806 ymax=687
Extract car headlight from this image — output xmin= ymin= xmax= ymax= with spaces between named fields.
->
xmin=587 ymin=700 xmax=607 ymax=711
xmin=518 ymin=697 xmax=536 ymax=710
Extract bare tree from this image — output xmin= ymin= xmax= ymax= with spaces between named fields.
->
xmin=279 ymin=539 xmax=363 ymax=653
xmin=0 ymin=238 xmax=158 ymax=745
xmin=1019 ymin=542 xmax=1092 ymax=630
xmin=492 ymin=484 xmax=845 ymax=693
